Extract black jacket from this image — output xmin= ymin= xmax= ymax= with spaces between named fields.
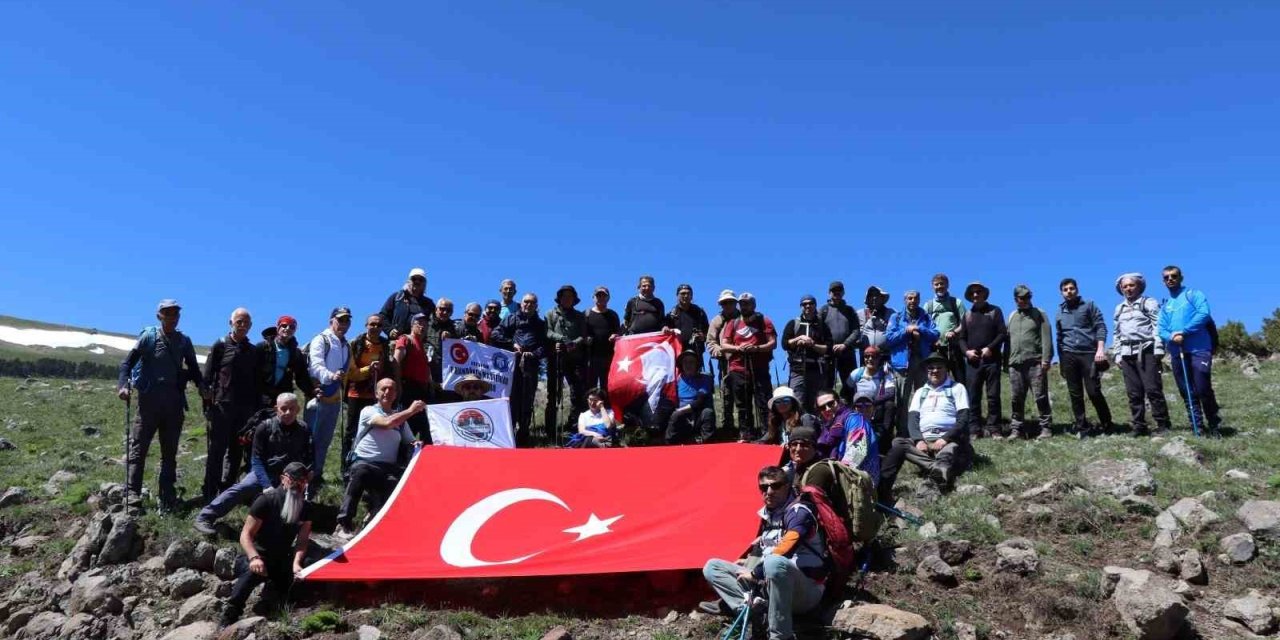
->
xmin=251 ymin=416 xmax=314 ymax=486
xmin=668 ymin=303 xmax=710 ymax=353
xmin=203 ymin=334 xmax=259 ymax=407
xmin=378 ymin=289 xmax=437 ymax=338
xmin=623 ymin=296 xmax=668 ymax=335
xmin=255 ymin=337 xmax=316 ymax=405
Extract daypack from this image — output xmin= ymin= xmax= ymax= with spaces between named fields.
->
xmin=237 ymin=407 xmax=277 ymax=448
xmin=129 ymin=326 xmax=190 ymax=394
xmin=801 ymin=459 xmax=882 ymax=545
xmin=795 ymin=485 xmax=857 ymax=585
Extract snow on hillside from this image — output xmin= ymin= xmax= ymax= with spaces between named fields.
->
xmin=0 ymin=324 xmax=207 ymax=364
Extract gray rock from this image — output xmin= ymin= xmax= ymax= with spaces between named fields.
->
xmin=1225 ymin=589 xmax=1277 ymax=635
xmin=1224 ymin=469 xmax=1250 ymax=480
xmin=59 ymin=612 xmax=105 ymax=640
xmin=1177 ymin=549 xmax=1207 ymax=585
xmin=81 ymin=425 xmax=101 ymax=437
xmin=540 ymin=626 xmax=572 ymax=640
xmin=165 ymin=539 xmax=202 ymax=571
xmin=69 ymin=574 xmax=122 ymax=616
xmin=357 ymin=625 xmax=383 ymax=640
xmin=409 ymin=625 xmax=464 ymax=640
xmin=955 ymin=484 xmax=988 ymax=496
xmin=831 ymin=604 xmax=932 ymax=640
xmin=1236 ymin=500 xmax=1280 ymax=539
xmin=1082 ymin=459 xmax=1155 ymax=497
xmin=5 ymin=607 xmax=35 ymax=636
xmin=97 ymin=514 xmax=141 ymax=564
xmin=1104 ymin=566 xmax=1188 ymax=640
xmin=159 ymin=621 xmax=219 ymax=640
xmin=1025 ymin=504 xmax=1054 ymax=517
xmin=917 ymin=521 xmax=938 ymax=539
xmin=43 ymin=469 xmax=78 ymax=495
xmin=919 ymin=539 xmax=972 ymax=566
xmin=192 ymin=541 xmax=217 ymax=572
xmin=661 ymin=609 xmax=678 ymax=624
xmin=1152 ymin=545 xmax=1179 ymax=574
xmin=1158 ymin=438 xmax=1203 ymax=467
xmin=141 ymin=555 xmax=166 ymax=571
xmin=10 ymin=535 xmax=50 ymax=553
xmin=915 ymin=554 xmax=958 ymax=587
xmin=995 ymin=493 xmax=1014 ymax=505
xmin=1 ymin=486 xmax=27 ymax=508
xmin=953 ymin=621 xmax=978 ymax=640
xmin=984 ymin=514 xmax=1001 ymax=529
xmin=216 ymin=615 xmax=264 ymax=640
xmin=995 ymin=538 xmax=1040 ymax=576
xmin=59 ymin=512 xmax=113 ymax=580
xmin=213 ymin=547 xmax=238 ymax=579
xmin=1218 ymin=533 xmax=1256 ymax=564
xmin=177 ymin=593 xmax=221 ymax=625
xmin=0 ymin=437 xmax=16 ymax=450
xmin=1166 ymin=498 xmax=1221 ymax=533
xmin=1020 ymin=481 xmax=1057 ymax=500
xmin=18 ymin=611 xmax=68 ymax=640
xmin=1120 ymin=494 xmax=1160 ymax=516
xmin=167 ymin=569 xmax=207 ymax=598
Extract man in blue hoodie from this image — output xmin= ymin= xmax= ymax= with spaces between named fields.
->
xmin=1157 ymin=266 xmax=1222 ymax=435
xmin=885 ymin=290 xmax=939 ymax=430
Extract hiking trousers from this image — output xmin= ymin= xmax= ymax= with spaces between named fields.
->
xmin=225 ymin=553 xmax=294 ymax=620
xmin=1008 ymin=361 xmax=1052 ymax=432
xmin=128 ymin=392 xmax=185 ymax=507
xmin=399 ymin=381 xmax=431 ymax=442
xmin=338 ymin=460 xmax=400 ymax=529
xmin=545 ymin=351 xmax=587 ymax=435
xmin=1059 ymin=351 xmax=1113 ymax=431
xmin=1171 ymin=350 xmax=1222 ymax=431
xmin=198 ymin=473 xmax=264 ymax=523
xmin=510 ymin=359 xmax=540 ymax=446
xmin=787 ymin=361 xmax=825 ymax=414
xmin=341 ymin=397 xmax=377 ymax=477
xmin=726 ymin=369 xmax=770 ymax=440
xmin=714 ymin=357 xmax=735 ymax=433
xmin=964 ymin=358 xmax=1002 ymax=429
xmin=303 ymin=399 xmax=341 ymax=484
xmin=665 ymin=406 xmax=716 ymax=444
xmin=703 ymin=557 xmax=823 ymax=640
xmin=205 ymin=401 xmax=255 ymax=502
xmin=1118 ymin=348 xmax=1170 ymax=432
xmin=877 ymin=437 xmax=971 ymax=504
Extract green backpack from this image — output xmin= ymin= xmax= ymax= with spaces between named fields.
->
xmin=800 ymin=459 xmax=883 ymax=544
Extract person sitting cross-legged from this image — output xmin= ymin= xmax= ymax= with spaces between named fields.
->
xmin=877 ymin=353 xmax=973 ymax=504
xmin=566 ymin=388 xmax=620 ymax=448
xmin=334 ymin=378 xmax=423 ymax=541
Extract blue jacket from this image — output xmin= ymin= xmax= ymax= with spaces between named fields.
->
xmin=1158 ymin=287 xmax=1213 ymax=353
xmin=884 ymin=307 xmax=939 ymax=371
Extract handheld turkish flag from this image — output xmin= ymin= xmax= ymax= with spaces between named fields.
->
xmin=607 ymin=331 xmax=682 ymax=423
xmin=300 ymin=444 xmax=779 ymax=581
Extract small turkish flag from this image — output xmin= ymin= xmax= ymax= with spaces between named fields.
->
xmin=299 ymin=444 xmax=780 ymax=580
xmin=607 ymin=331 xmax=682 ymax=422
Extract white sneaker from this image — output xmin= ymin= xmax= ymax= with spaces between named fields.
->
xmin=333 ymin=526 xmax=355 ymax=542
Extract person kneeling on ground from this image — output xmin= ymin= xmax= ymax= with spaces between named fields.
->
xmin=567 ymin=387 xmax=619 ymax=448
xmin=662 ymin=350 xmax=716 ymax=444
xmin=195 ymin=393 xmax=313 ymax=535
xmin=335 ymin=379 xmax=423 ymax=540
xmin=877 ymin=353 xmax=973 ymax=504
xmin=219 ymin=461 xmax=313 ymax=627
xmin=701 ymin=465 xmax=827 ymax=640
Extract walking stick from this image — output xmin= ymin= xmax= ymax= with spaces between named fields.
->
xmin=123 ymin=382 xmax=132 ymax=511
xmin=1173 ymin=345 xmax=1200 ymax=437
xmin=745 ymin=355 xmax=765 ymax=440
xmin=875 ymin=502 xmax=924 ymax=527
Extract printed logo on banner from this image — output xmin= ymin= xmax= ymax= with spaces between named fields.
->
xmin=452 ymin=408 xmax=495 ymax=443
xmin=450 ymin=342 xmax=471 ymax=365
xmin=491 ymin=352 xmax=510 ymax=371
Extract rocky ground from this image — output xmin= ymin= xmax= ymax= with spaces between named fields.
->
xmin=1 ymin=355 xmax=1279 ymax=639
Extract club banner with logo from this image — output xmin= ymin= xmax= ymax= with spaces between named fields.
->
xmin=427 ymin=398 xmax=516 ymax=449
xmin=299 ymin=443 xmax=780 ymax=581
xmin=440 ymin=339 xmax=515 ymax=398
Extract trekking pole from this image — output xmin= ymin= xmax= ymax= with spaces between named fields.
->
xmin=1173 ymin=345 xmax=1200 ymax=437
xmin=123 ymin=381 xmax=132 ymax=511
xmin=555 ymin=351 xmax=565 ymax=448
xmin=745 ymin=356 xmax=765 ymax=440
xmin=875 ymin=502 xmax=924 ymax=527
xmin=772 ymin=362 xmax=781 ymax=388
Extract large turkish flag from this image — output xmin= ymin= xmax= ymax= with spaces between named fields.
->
xmin=300 ymin=444 xmax=779 ymax=581
xmin=607 ymin=331 xmax=682 ymax=422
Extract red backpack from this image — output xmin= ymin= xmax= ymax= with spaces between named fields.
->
xmin=797 ymin=485 xmax=857 ymax=583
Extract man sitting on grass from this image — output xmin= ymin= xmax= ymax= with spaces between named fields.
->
xmin=877 ymin=353 xmax=973 ymax=504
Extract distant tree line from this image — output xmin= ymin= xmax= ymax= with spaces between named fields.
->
xmin=1218 ymin=308 xmax=1280 ymax=358
xmin=0 ymin=357 xmax=117 ymax=379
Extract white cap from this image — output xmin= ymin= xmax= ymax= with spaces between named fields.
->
xmin=408 ymin=268 xmax=427 ymax=279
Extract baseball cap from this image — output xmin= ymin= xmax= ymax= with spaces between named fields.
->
xmin=852 ymin=392 xmax=874 ymax=405
xmin=411 ymin=312 xmax=429 ymax=323
xmin=789 ymin=426 xmax=817 ymax=443
xmin=594 ymin=286 xmax=610 ymax=296
xmin=738 ymin=292 xmax=756 ymax=303
xmin=330 ymin=307 xmax=352 ymax=319
xmin=718 ymin=289 xmax=737 ymax=303
xmin=408 ymin=268 xmax=427 ymax=280
xmin=276 ymin=315 xmax=297 ymax=327
xmin=829 ymin=281 xmax=845 ymax=292
xmin=156 ymin=299 xmax=181 ymax=312
xmin=1013 ymin=284 xmax=1033 ymax=298
xmin=800 ymin=294 xmax=817 ymax=305
xmin=282 ymin=461 xmax=310 ymax=480
xmin=676 ymin=283 xmax=693 ymax=294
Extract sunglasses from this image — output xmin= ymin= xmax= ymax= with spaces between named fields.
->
xmin=818 ymin=400 xmax=839 ymax=411
xmin=367 ymin=322 xmax=383 ymax=328
xmin=854 ymin=401 xmax=873 ymax=408
xmin=758 ymin=480 xmax=788 ymax=492
xmin=1162 ymin=274 xmax=1181 ymax=281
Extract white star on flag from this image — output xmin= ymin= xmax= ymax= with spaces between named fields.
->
xmin=562 ymin=513 xmax=624 ymax=542
xmin=615 ymin=357 xmax=633 ymax=373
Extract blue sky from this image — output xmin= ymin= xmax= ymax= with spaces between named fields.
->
xmin=1 ymin=2 xmax=1277 ymax=345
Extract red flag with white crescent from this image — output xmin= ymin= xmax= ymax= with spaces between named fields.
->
xmin=606 ymin=331 xmax=682 ymax=423
xmin=299 ymin=444 xmax=779 ymax=580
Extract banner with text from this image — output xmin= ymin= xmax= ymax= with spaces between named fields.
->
xmin=440 ymin=339 xmax=515 ymax=398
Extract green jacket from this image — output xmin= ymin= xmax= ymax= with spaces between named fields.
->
xmin=545 ymin=306 xmax=587 ymax=347
xmin=1006 ymin=306 xmax=1053 ymax=365
xmin=924 ymin=295 xmax=966 ymax=346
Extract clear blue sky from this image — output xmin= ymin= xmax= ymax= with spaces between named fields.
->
xmin=2 ymin=2 xmax=1277 ymax=345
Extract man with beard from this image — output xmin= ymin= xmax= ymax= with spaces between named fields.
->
xmin=201 ymin=308 xmax=259 ymax=503
xmin=720 ymin=293 xmax=777 ymax=441
xmin=255 ymin=315 xmax=316 ymax=408
xmin=782 ymin=295 xmax=833 ymax=413
xmin=425 ymin=298 xmax=456 ymax=384
xmin=392 ymin=313 xmax=433 ymax=439
xmin=219 ymin=461 xmax=313 ymax=627
xmin=858 ymin=286 xmax=895 ymax=366
xmin=885 ymin=290 xmax=939 ymax=429
xmin=668 ymin=284 xmax=710 ymax=359
xmin=545 ymin=285 xmax=588 ymax=436
xmin=706 ymin=290 xmax=740 ymax=436
xmin=623 ymin=275 xmax=669 ymax=335
xmin=1006 ymin=285 xmax=1054 ymax=440
xmin=818 ymin=281 xmax=862 ymax=391
xmin=584 ymin=286 xmax=621 ymax=394
xmin=958 ymin=282 xmax=1008 ymax=436
xmin=479 ymin=300 xmax=503 ymax=344
xmin=924 ymin=274 xmax=967 ymax=381
xmin=378 ymin=268 xmax=435 ymax=340
xmin=335 ymin=378 xmax=423 ymax=540
xmin=454 ymin=303 xmax=486 ymax=342
xmin=196 ymin=393 xmax=314 ymax=535
xmin=1055 ymin=278 xmax=1114 ymax=438
xmin=490 ymin=293 xmax=547 ymax=446
xmin=341 ymin=315 xmax=391 ymax=478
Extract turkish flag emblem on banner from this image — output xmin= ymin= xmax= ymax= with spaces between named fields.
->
xmin=607 ymin=331 xmax=682 ymax=422
xmin=299 ymin=444 xmax=779 ymax=581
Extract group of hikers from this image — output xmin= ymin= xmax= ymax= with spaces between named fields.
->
xmin=114 ymin=265 xmax=1221 ymax=631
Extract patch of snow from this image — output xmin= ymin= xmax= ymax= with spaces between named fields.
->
xmin=89 ymin=346 xmax=105 ymax=355
xmin=0 ymin=325 xmax=205 ymax=363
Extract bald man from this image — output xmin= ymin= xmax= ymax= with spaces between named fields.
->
xmin=201 ymin=308 xmax=261 ymax=503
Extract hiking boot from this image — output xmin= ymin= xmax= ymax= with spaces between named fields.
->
xmin=1152 ymin=427 xmax=1171 ymax=437
xmin=193 ymin=514 xmax=217 ymax=536
xmin=1036 ymin=427 xmax=1053 ymax=440
xmin=218 ymin=607 xmax=242 ymax=629
xmin=930 ymin=464 xmax=952 ymax=487
xmin=1131 ymin=427 xmax=1151 ymax=438
xmin=698 ymin=599 xmax=732 ymax=617
xmin=1005 ymin=428 xmax=1023 ymax=441
xmin=333 ymin=525 xmax=355 ymax=543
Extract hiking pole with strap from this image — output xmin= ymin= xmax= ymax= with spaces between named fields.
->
xmin=875 ymin=502 xmax=924 ymax=527
xmin=721 ymin=603 xmax=751 ymax=640
xmin=1173 ymin=345 xmax=1200 ymax=437
xmin=123 ymin=381 xmax=132 ymax=512
xmin=745 ymin=355 xmax=765 ymax=441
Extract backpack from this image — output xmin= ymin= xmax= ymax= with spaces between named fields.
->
xmin=800 ymin=459 xmax=882 ymax=545
xmin=237 ymin=407 xmax=277 ymax=448
xmin=129 ymin=326 xmax=189 ymax=393
xmin=795 ymin=485 xmax=857 ymax=584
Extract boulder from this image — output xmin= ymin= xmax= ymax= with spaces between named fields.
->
xmin=1224 ymin=469 xmax=1250 ymax=480
xmin=357 ymin=625 xmax=383 ymax=640
xmin=192 ymin=542 xmax=217 ymax=572
xmin=1025 ymin=504 xmax=1053 ymax=517
xmin=0 ymin=437 xmax=15 ymax=450
xmin=918 ymin=539 xmax=972 ymax=566
xmin=1236 ymin=500 xmax=1280 ymax=539
xmin=59 ymin=613 xmax=105 ymax=640
xmin=917 ymin=522 xmax=938 ymax=539
xmin=1218 ymin=532 xmax=1256 ymax=564
xmin=1103 ymin=566 xmax=1188 ymax=640
xmin=1224 ymin=589 xmax=1277 ymax=635
xmin=955 ymin=484 xmax=988 ymax=496
xmin=68 ymin=574 xmax=122 ymax=616
xmin=831 ymin=604 xmax=932 ymax=640
xmin=1158 ymin=438 xmax=1202 ymax=467
xmin=167 ymin=569 xmax=207 ymax=598
xmin=17 ymin=611 xmax=68 ymax=640
xmin=1151 ymin=545 xmax=1179 ymax=574
xmin=216 ymin=615 xmax=264 ymax=640
xmin=1020 ymin=481 xmax=1058 ymax=500
xmin=995 ymin=538 xmax=1040 ymax=576
xmin=1165 ymin=498 xmax=1220 ymax=533
xmin=1120 ymin=494 xmax=1159 ymax=516
xmin=1081 ymin=459 xmax=1155 ymax=497
xmin=213 ymin=547 xmax=238 ymax=579
xmin=160 ymin=621 xmax=219 ymax=640
xmin=165 ymin=539 xmax=203 ymax=571
xmin=177 ymin=593 xmax=221 ymax=625
xmin=953 ymin=621 xmax=978 ymax=640
xmin=1 ymin=486 xmax=27 ymax=508
xmin=97 ymin=514 xmax=141 ymax=564
xmin=1177 ymin=550 xmax=1207 ymax=585
xmin=915 ymin=554 xmax=958 ymax=587
xmin=59 ymin=513 xmax=114 ymax=581
xmin=540 ymin=626 xmax=572 ymax=640
xmin=10 ymin=535 xmax=50 ymax=553
xmin=44 ymin=470 xmax=78 ymax=495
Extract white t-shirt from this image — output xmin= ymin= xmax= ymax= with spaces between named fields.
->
xmin=908 ymin=379 xmax=970 ymax=441
xmin=354 ymin=405 xmax=414 ymax=463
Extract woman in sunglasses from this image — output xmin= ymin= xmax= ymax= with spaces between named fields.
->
xmin=758 ymin=386 xmax=819 ymax=448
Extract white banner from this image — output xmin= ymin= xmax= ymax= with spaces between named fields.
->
xmin=427 ymin=398 xmax=516 ymax=449
xmin=440 ymin=339 xmax=516 ymax=398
